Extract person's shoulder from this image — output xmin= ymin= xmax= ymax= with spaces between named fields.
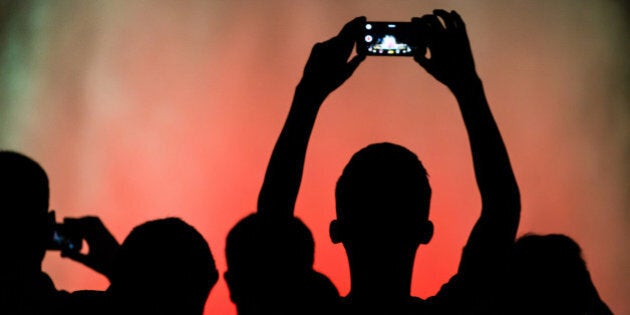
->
xmin=409 ymin=295 xmax=426 ymax=304
xmin=308 ymin=270 xmax=340 ymax=297
xmin=336 ymin=296 xmax=431 ymax=315
xmin=37 ymin=272 xmax=71 ymax=300
xmin=64 ymin=290 xmax=111 ymax=315
xmin=429 ymin=273 xmax=466 ymax=299
xmin=408 ymin=296 xmax=434 ymax=313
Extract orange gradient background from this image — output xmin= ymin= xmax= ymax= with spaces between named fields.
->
xmin=1 ymin=1 xmax=628 ymax=314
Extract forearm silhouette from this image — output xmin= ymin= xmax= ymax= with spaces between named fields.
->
xmin=257 ymin=17 xmax=365 ymax=218
xmin=414 ymin=9 xmax=520 ymax=272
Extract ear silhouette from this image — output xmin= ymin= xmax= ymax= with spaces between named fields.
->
xmin=418 ymin=220 xmax=434 ymax=245
xmin=329 ymin=219 xmax=342 ymax=244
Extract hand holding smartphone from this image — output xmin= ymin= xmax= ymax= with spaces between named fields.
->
xmin=356 ymin=21 xmax=421 ymax=56
xmin=47 ymin=211 xmax=83 ymax=253
xmin=47 ymin=213 xmax=119 ymax=278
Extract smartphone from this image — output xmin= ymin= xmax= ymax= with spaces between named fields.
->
xmin=48 ymin=224 xmax=82 ymax=252
xmin=47 ymin=211 xmax=82 ymax=252
xmin=357 ymin=21 xmax=418 ymax=56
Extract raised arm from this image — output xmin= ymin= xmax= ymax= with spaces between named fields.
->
xmin=62 ymin=216 xmax=120 ymax=281
xmin=413 ymin=10 xmax=520 ymax=266
xmin=257 ymin=17 xmax=365 ymax=218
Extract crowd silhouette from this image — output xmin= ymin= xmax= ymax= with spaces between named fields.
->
xmin=0 ymin=9 xmax=613 ymax=315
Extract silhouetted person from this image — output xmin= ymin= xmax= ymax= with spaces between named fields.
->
xmin=109 ymin=217 xmax=218 ymax=315
xmin=331 ymin=143 xmax=434 ymax=314
xmin=0 ymin=151 xmax=62 ymax=314
xmin=0 ymin=151 xmax=121 ymax=314
xmin=502 ymin=234 xmax=613 ymax=315
xmin=225 ymin=214 xmax=339 ymax=315
xmin=337 ymin=11 xmax=520 ymax=314
xmin=247 ymin=9 xmax=520 ymax=314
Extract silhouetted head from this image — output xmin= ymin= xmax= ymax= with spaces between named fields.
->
xmin=0 ymin=151 xmax=50 ymax=270
xmin=330 ymin=143 xmax=433 ymax=254
xmin=225 ymin=213 xmax=338 ymax=315
xmin=110 ymin=218 xmax=218 ymax=315
xmin=506 ymin=234 xmax=598 ymax=315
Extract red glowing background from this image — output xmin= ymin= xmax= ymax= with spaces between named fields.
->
xmin=1 ymin=1 xmax=628 ymax=314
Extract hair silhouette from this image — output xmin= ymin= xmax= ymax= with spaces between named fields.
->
xmin=109 ymin=218 xmax=218 ymax=315
xmin=504 ymin=234 xmax=613 ymax=315
xmin=225 ymin=213 xmax=338 ymax=315
xmin=334 ymin=142 xmax=432 ymax=238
